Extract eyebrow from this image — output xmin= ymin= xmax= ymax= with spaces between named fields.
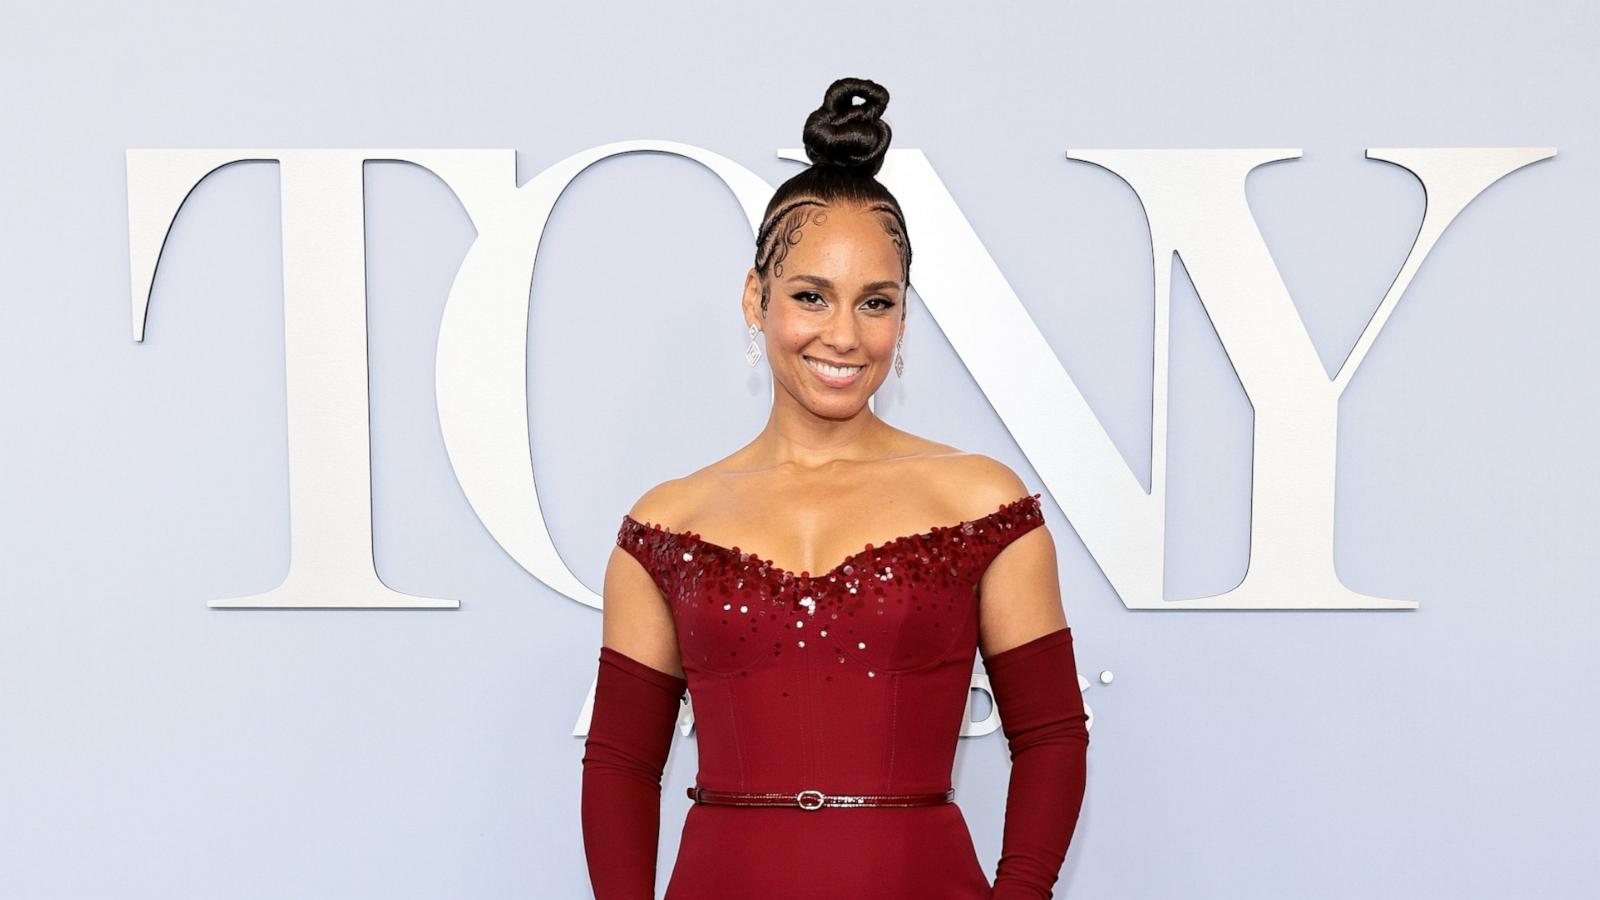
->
xmin=788 ymin=274 xmax=903 ymax=292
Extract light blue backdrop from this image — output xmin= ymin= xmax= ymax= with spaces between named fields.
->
xmin=1 ymin=1 xmax=1594 ymax=897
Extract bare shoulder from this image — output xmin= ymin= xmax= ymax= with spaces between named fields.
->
xmin=606 ymin=478 xmax=696 ymax=677
xmin=622 ymin=474 xmax=705 ymax=531
xmin=925 ymin=451 xmax=1035 ymax=518
xmin=939 ymin=455 xmax=1064 ymax=657
xmin=622 ymin=445 xmax=767 ymax=528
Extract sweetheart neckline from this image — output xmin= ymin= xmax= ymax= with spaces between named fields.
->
xmin=620 ymin=491 xmax=1041 ymax=583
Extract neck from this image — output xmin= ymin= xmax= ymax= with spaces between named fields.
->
xmin=751 ymin=391 xmax=895 ymax=472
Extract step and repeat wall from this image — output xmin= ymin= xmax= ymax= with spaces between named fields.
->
xmin=1 ymin=1 xmax=1593 ymax=897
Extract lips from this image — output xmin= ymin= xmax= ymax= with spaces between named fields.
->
xmin=803 ymin=355 xmax=865 ymax=386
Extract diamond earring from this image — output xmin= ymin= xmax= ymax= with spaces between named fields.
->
xmin=744 ymin=322 xmax=763 ymax=366
xmin=893 ymin=331 xmax=905 ymax=378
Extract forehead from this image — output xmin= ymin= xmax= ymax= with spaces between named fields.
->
xmin=780 ymin=203 xmax=903 ymax=279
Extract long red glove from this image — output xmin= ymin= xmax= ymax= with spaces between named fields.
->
xmin=580 ymin=645 xmax=688 ymax=900
xmin=983 ymin=626 xmax=1090 ymax=899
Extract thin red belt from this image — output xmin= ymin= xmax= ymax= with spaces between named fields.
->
xmin=687 ymin=785 xmax=954 ymax=810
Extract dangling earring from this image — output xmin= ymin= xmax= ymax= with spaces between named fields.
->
xmin=893 ymin=330 xmax=906 ymax=378
xmin=744 ymin=322 xmax=764 ymax=366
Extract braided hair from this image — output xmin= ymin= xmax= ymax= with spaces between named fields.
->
xmin=753 ymin=77 xmax=912 ymax=315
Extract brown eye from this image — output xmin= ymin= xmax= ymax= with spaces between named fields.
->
xmin=794 ymin=291 xmax=825 ymax=305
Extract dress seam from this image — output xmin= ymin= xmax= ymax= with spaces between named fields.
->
xmin=886 ymin=673 xmax=899 ymax=791
xmin=801 ymin=639 xmax=816 ymax=784
xmin=722 ymin=671 xmax=747 ymax=791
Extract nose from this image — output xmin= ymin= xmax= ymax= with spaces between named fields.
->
xmin=818 ymin=307 xmax=861 ymax=354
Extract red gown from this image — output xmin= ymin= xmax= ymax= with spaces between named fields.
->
xmin=604 ymin=491 xmax=1067 ymax=899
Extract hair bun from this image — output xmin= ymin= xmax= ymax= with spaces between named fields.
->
xmin=801 ymin=77 xmax=893 ymax=177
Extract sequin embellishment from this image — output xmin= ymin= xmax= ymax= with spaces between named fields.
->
xmin=616 ymin=492 xmax=1045 ymax=678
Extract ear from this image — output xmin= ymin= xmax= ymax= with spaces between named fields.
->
xmin=741 ymin=267 xmax=766 ymax=326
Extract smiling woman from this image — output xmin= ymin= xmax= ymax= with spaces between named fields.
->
xmin=581 ymin=76 xmax=1088 ymax=900
xmin=740 ymin=106 xmax=914 ymax=411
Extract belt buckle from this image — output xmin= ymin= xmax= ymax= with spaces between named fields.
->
xmin=795 ymin=789 xmax=826 ymax=811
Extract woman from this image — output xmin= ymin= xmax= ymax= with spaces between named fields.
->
xmin=581 ymin=77 xmax=1088 ymax=899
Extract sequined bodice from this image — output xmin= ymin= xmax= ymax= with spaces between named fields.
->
xmin=615 ymin=492 xmax=1045 ymax=797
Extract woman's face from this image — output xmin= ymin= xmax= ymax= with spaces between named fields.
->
xmin=743 ymin=202 xmax=907 ymax=417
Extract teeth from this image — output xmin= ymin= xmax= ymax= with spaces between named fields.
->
xmin=805 ymin=356 xmax=864 ymax=378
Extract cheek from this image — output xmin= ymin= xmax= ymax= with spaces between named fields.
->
xmin=773 ymin=322 xmax=817 ymax=351
xmin=868 ymin=325 xmax=901 ymax=357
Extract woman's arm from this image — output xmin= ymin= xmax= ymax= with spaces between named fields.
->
xmin=982 ymin=626 xmax=1090 ymax=899
xmin=974 ymin=472 xmax=1089 ymax=899
xmin=580 ymin=643 xmax=685 ymax=899
xmin=580 ymin=496 xmax=688 ymax=899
